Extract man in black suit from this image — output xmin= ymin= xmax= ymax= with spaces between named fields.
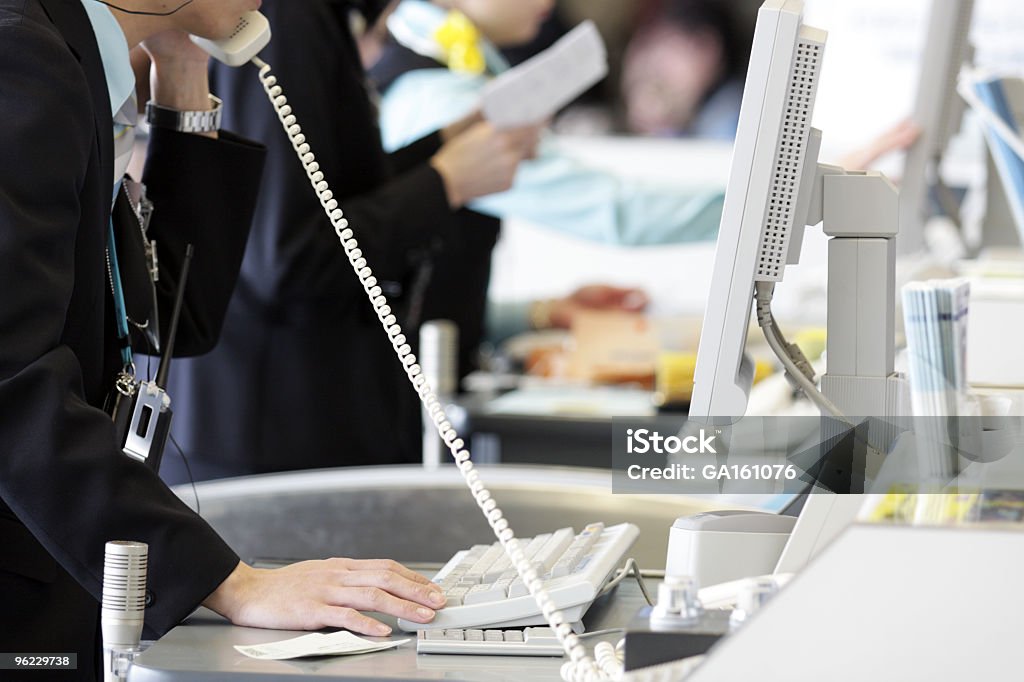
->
xmin=0 ymin=2 xmax=445 ymax=679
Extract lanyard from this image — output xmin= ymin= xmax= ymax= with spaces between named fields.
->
xmin=107 ymin=217 xmax=134 ymax=369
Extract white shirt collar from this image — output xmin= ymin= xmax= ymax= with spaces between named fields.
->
xmin=80 ymin=0 xmax=136 ymax=117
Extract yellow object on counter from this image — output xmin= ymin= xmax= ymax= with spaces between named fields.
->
xmin=654 ymin=352 xmax=697 ymax=407
xmin=792 ymin=327 xmax=827 ymax=362
xmin=752 ymin=358 xmax=774 ymax=384
xmin=654 ymin=352 xmax=775 ymax=407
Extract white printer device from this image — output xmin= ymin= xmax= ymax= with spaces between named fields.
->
xmin=665 ymin=511 xmax=795 ymax=587
xmin=666 ymin=494 xmax=867 ymax=591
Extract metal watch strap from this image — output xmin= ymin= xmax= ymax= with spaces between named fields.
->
xmin=145 ymin=94 xmax=223 ymax=133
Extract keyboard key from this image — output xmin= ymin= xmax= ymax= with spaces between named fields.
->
xmin=483 ymin=532 xmax=548 ymax=581
xmin=531 ymin=528 xmax=575 ymax=571
xmin=521 ymin=533 xmax=551 ymax=559
xmin=438 ymin=578 xmax=461 ymax=592
xmin=482 ymin=552 xmax=514 ymax=583
xmin=483 ymin=564 xmax=511 ymax=584
xmin=508 ymin=578 xmax=529 ymax=598
xmin=463 ymin=544 xmax=506 ymax=583
xmin=464 ymin=582 xmax=509 ymax=605
xmin=456 ymin=546 xmax=489 ymax=566
xmin=484 ymin=630 xmax=503 ymax=642
xmin=524 ymin=627 xmax=559 ymax=644
xmin=549 ymin=558 xmax=575 ymax=578
xmin=465 ymin=629 xmax=485 ymax=642
xmin=444 ymin=586 xmax=469 ymax=606
xmin=503 ymin=630 xmax=524 ymax=643
xmin=574 ymin=526 xmax=603 ymax=553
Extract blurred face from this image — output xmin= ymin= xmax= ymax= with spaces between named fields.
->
xmin=450 ymin=0 xmax=554 ymax=47
xmin=622 ymin=25 xmax=724 ymax=135
xmin=174 ymin=0 xmax=263 ymax=39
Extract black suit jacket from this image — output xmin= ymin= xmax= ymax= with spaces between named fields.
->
xmin=0 ymin=1 xmax=266 ymax=678
xmin=164 ymin=0 xmax=460 ymax=481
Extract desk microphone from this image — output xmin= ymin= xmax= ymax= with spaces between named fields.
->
xmin=101 ymin=541 xmax=148 ymax=682
xmin=419 ymin=320 xmax=458 ymax=469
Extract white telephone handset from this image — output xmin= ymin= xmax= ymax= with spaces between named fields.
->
xmin=190 ymin=11 xmax=271 ymax=67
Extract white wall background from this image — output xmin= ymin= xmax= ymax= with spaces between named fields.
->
xmin=804 ymin=0 xmax=1024 ymax=173
xmin=488 ymin=0 xmax=1024 ymax=334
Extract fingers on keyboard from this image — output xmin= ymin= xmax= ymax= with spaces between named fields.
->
xmin=328 ymin=586 xmax=437 ymax=623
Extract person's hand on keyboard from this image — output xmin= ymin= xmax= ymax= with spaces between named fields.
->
xmin=203 ymin=558 xmax=448 ymax=636
xmin=398 ymin=522 xmax=640 ymax=632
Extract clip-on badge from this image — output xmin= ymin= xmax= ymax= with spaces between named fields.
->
xmin=111 ymin=245 xmax=194 ymax=472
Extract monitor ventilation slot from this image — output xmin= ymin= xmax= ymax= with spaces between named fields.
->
xmin=756 ymin=34 xmax=824 ymax=282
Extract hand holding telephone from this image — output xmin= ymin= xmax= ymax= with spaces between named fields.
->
xmin=190 ymin=11 xmax=271 ymax=67
xmin=110 ymin=14 xmax=270 ymax=468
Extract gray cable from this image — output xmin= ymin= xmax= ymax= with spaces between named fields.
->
xmin=754 ymin=282 xmax=853 ymax=426
xmin=598 ymin=558 xmax=654 ymax=606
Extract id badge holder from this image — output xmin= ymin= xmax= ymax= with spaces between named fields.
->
xmin=108 ymin=370 xmax=171 ymax=473
xmin=120 ymin=383 xmax=172 ymax=473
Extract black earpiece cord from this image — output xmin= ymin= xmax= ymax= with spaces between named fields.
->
xmin=91 ymin=0 xmax=195 ymax=17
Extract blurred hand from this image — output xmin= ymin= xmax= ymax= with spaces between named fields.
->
xmin=203 ymin=559 xmax=446 ymax=636
xmin=839 ymin=119 xmax=921 ymax=172
xmin=431 ymin=121 xmax=544 ymax=208
xmin=538 ymin=285 xmax=650 ymax=330
xmin=441 ymin=110 xmax=485 ymax=142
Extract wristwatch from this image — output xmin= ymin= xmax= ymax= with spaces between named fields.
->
xmin=145 ymin=94 xmax=223 ymax=134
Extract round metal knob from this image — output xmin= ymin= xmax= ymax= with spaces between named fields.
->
xmin=650 ymin=574 xmax=703 ymax=628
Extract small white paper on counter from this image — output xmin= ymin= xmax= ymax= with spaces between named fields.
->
xmin=482 ymin=20 xmax=607 ymax=128
xmin=235 ymin=632 xmax=409 ymax=660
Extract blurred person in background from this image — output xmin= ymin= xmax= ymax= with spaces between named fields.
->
xmin=372 ymin=0 xmax=920 ymax=375
xmin=622 ymin=0 xmax=749 ymax=139
xmin=372 ymin=0 xmax=730 ymax=378
xmin=163 ymin=0 xmax=542 ymax=483
xmin=373 ymin=0 xmax=729 ymax=245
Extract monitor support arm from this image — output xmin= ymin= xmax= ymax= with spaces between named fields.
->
xmin=804 ymin=165 xmax=910 ymax=458
xmin=812 ymin=168 xmax=907 ymax=417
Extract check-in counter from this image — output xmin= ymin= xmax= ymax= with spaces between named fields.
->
xmin=172 ymin=465 xmax=734 ymax=570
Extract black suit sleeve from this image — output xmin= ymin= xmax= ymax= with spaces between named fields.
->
xmin=0 ymin=22 xmax=240 ymax=637
xmin=331 ymin=160 xmax=453 ymax=281
xmin=142 ymin=128 xmax=266 ymax=356
xmin=388 ymin=131 xmax=442 ymax=175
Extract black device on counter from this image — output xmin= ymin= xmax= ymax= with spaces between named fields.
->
xmin=623 ymin=606 xmax=731 ymax=671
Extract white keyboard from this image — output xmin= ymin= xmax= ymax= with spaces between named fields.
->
xmin=397 ymin=522 xmax=639 ymax=631
xmin=417 ymin=627 xmax=564 ymax=656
